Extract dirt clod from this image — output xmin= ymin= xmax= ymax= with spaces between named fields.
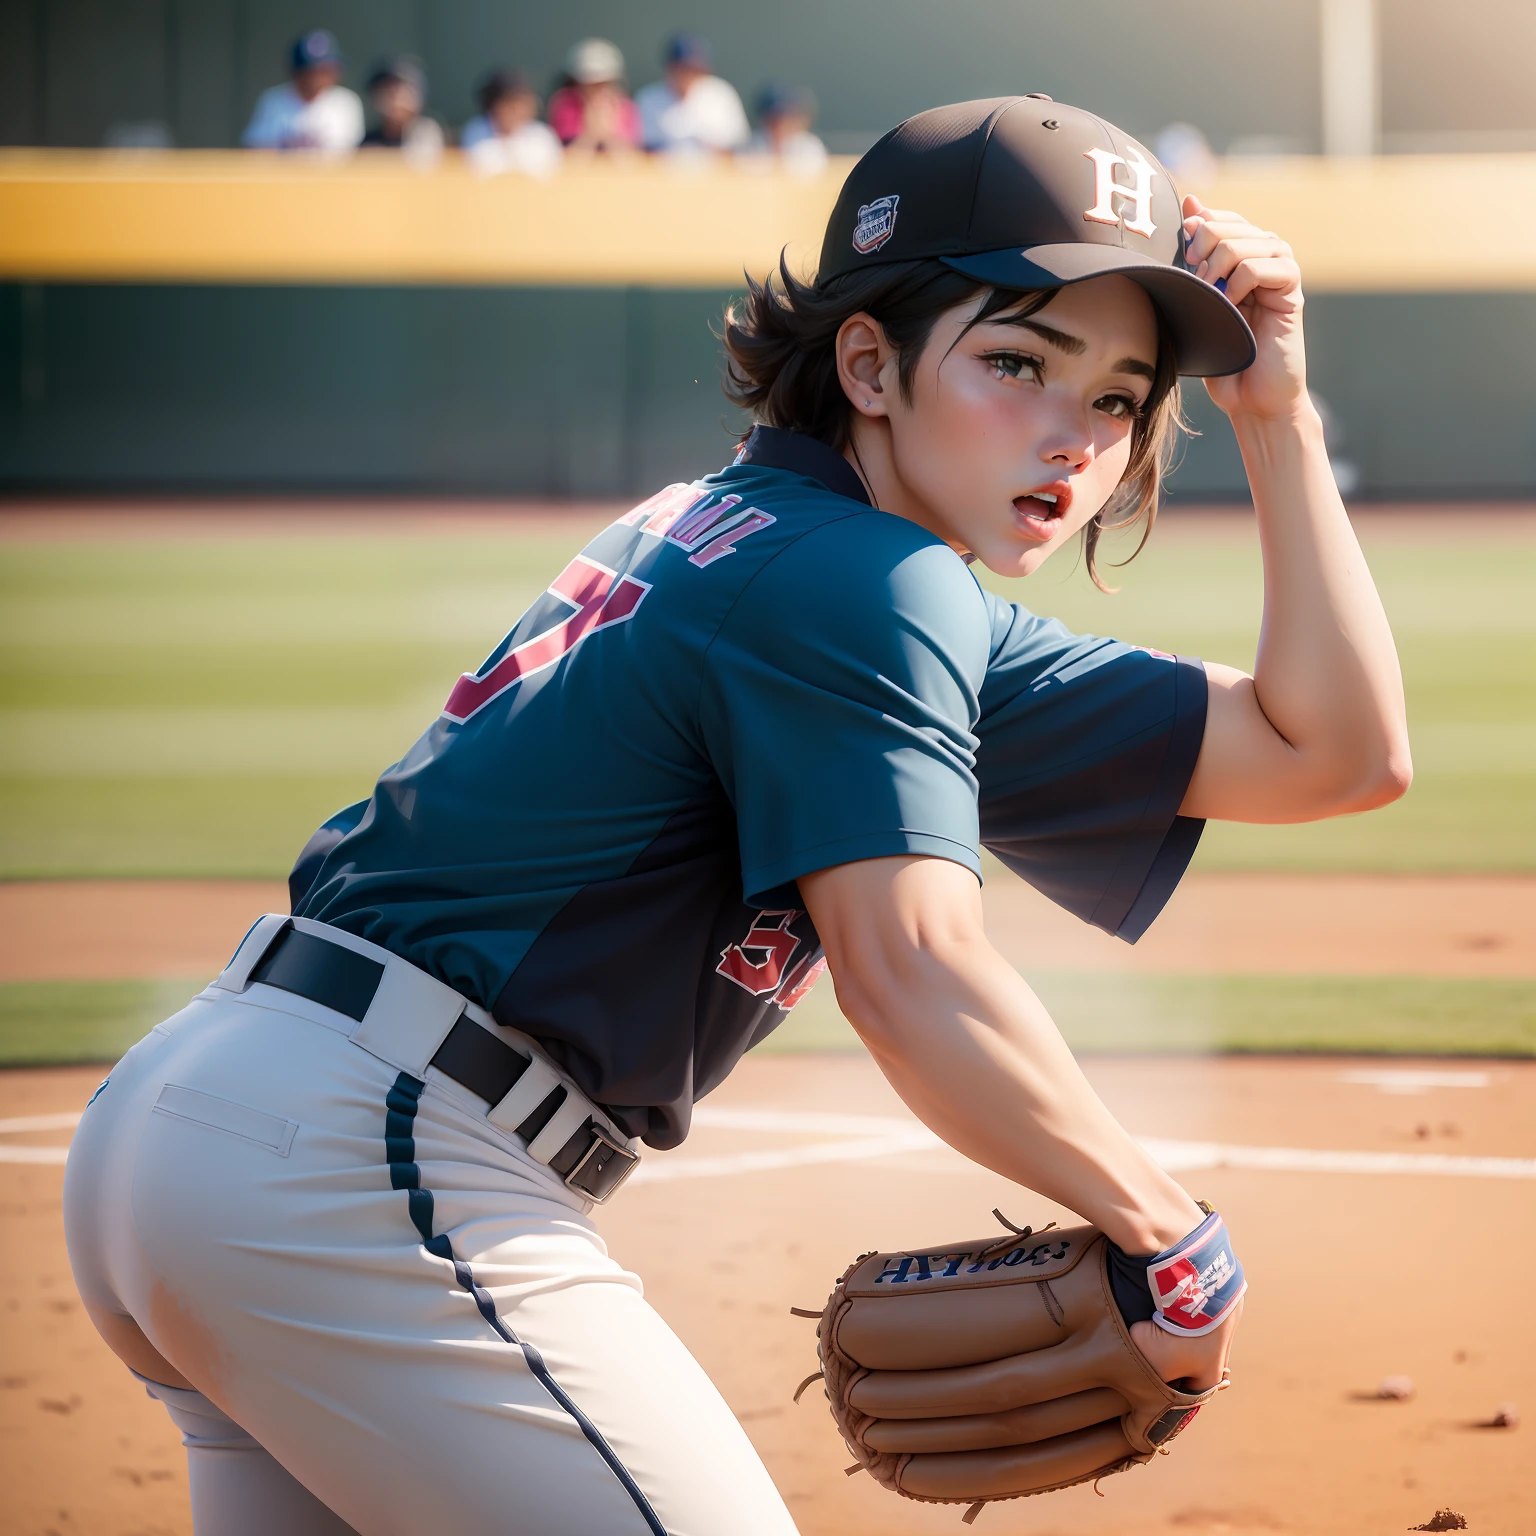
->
xmin=1409 ymin=1512 xmax=1467 ymax=1532
xmin=1377 ymin=1375 xmax=1416 ymax=1400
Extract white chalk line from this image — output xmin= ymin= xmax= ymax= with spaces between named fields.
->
xmin=0 ymin=1110 xmax=82 ymax=1162
xmin=1340 ymin=1068 xmax=1491 ymax=1095
xmin=4 ymin=1104 xmax=1535 ymax=1182
xmin=629 ymin=1131 xmax=938 ymax=1185
xmin=645 ymin=1105 xmax=1536 ymax=1184
xmin=0 ymin=1111 xmax=85 ymax=1134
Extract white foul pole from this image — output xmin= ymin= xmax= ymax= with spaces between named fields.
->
xmin=1320 ymin=0 xmax=1379 ymax=156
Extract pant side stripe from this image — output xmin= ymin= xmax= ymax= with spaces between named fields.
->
xmin=383 ymin=1071 xmax=667 ymax=1536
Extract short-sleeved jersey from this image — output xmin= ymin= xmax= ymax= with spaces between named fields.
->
xmin=292 ymin=428 xmax=1206 ymax=1148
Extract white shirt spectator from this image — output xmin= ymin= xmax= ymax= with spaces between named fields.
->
xmin=635 ymin=75 xmax=749 ymax=154
xmin=461 ymin=115 xmax=563 ymax=179
xmin=742 ymin=127 xmax=828 ymax=179
xmin=243 ymin=82 xmax=364 ymax=152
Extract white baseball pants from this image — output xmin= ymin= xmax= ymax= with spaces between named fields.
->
xmin=63 ymin=984 xmax=800 ymax=1536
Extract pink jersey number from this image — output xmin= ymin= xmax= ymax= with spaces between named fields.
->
xmin=442 ymin=556 xmax=650 ymax=723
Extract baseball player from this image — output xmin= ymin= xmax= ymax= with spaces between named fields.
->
xmin=64 ymin=99 xmax=1409 ymax=1534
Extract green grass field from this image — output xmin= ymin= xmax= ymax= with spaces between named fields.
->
xmin=3 ymin=512 xmax=1533 ymax=879
xmin=5 ymin=970 xmax=1531 ymax=1068
xmin=1 ymin=508 xmax=1533 ymax=1066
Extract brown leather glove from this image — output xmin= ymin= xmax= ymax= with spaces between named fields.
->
xmin=800 ymin=1215 xmax=1224 ymax=1523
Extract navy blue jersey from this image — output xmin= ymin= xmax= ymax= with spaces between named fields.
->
xmin=292 ymin=429 xmax=1206 ymax=1148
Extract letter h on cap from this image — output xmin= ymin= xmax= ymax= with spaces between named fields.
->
xmin=1082 ymin=147 xmax=1157 ymax=239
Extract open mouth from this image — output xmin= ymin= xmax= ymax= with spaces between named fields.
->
xmin=1012 ymin=485 xmax=1072 ymax=542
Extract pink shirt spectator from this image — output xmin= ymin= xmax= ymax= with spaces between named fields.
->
xmin=547 ymin=84 xmax=641 ymax=151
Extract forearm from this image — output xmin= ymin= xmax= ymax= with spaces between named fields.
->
xmin=835 ymin=927 xmax=1201 ymax=1253
xmin=1235 ymin=403 xmax=1409 ymax=786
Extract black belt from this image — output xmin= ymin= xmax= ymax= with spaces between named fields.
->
xmin=249 ymin=925 xmax=637 ymax=1202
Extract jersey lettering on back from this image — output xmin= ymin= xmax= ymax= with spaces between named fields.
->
xmin=621 ymin=483 xmax=776 ymax=565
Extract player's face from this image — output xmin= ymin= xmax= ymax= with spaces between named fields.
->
xmin=888 ymin=276 xmax=1159 ymax=578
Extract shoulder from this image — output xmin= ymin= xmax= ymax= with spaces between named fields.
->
xmin=699 ymin=75 xmax=746 ymax=107
xmin=249 ymin=83 xmax=292 ymax=116
xmin=723 ymin=507 xmax=991 ymax=683
xmin=317 ymin=86 xmax=364 ymax=129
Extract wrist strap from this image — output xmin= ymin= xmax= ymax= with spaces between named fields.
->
xmin=1146 ymin=1209 xmax=1247 ymax=1336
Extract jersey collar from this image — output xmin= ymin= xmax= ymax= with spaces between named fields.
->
xmin=731 ymin=426 xmax=871 ymax=507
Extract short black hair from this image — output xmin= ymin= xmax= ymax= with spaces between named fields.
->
xmin=722 ymin=256 xmax=1186 ymax=589
xmin=477 ymin=69 xmax=533 ymax=114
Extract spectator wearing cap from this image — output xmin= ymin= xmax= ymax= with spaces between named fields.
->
xmin=361 ymin=56 xmax=445 ymax=162
xmin=242 ymin=29 xmax=364 ymax=152
xmin=743 ymin=84 xmax=828 ymax=177
xmin=547 ymin=39 xmax=642 ymax=155
xmin=461 ymin=71 xmax=562 ymax=178
xmin=634 ymin=33 xmax=749 ymax=157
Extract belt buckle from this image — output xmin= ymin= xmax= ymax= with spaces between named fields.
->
xmin=564 ymin=1125 xmax=639 ymax=1204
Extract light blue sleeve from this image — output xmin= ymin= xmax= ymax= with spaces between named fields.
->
xmin=241 ymin=87 xmax=287 ymax=148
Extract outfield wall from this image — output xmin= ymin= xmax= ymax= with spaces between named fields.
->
xmin=6 ymin=282 xmax=1536 ymax=499
xmin=5 ymin=153 xmax=1536 ymax=498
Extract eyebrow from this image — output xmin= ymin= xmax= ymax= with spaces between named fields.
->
xmin=996 ymin=315 xmax=1156 ymax=381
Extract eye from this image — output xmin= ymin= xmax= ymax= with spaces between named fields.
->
xmin=981 ymin=350 xmax=1042 ymax=383
xmin=1095 ymin=393 xmax=1144 ymax=422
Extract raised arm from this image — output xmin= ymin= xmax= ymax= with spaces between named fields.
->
xmin=1176 ymin=194 xmax=1412 ymax=823
xmin=800 ymin=852 xmax=1238 ymax=1391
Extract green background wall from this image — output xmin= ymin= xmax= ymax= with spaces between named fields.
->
xmin=4 ymin=282 xmax=1534 ymax=499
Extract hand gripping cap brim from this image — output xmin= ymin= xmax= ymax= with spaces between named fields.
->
xmin=942 ymin=244 xmax=1257 ymax=379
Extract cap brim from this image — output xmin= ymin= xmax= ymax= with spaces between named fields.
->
xmin=942 ymin=244 xmax=1255 ymax=378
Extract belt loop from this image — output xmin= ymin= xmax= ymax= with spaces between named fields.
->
xmin=487 ymin=1057 xmax=564 ymax=1140
xmin=214 ymin=915 xmax=292 ymax=994
xmin=525 ymin=1094 xmax=595 ymax=1165
xmin=349 ymin=954 xmax=469 ymax=1079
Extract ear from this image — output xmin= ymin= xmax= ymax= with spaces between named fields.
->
xmin=835 ymin=312 xmax=897 ymax=420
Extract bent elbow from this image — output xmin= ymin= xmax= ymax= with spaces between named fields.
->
xmin=1380 ymin=748 xmax=1414 ymax=803
xmin=1336 ymin=745 xmax=1413 ymax=815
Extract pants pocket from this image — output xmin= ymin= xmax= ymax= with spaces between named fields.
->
xmin=152 ymin=1084 xmax=299 ymax=1157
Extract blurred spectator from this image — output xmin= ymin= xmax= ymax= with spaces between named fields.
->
xmin=242 ymin=29 xmax=364 ymax=152
xmin=742 ymin=84 xmax=828 ymax=177
xmin=361 ymin=56 xmax=445 ymax=165
xmin=635 ymin=33 xmax=749 ymax=156
xmin=461 ymin=71 xmax=562 ymax=178
xmin=547 ymin=39 xmax=642 ymax=155
xmin=1154 ymin=122 xmax=1217 ymax=188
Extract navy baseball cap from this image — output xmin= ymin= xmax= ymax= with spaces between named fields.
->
xmin=292 ymin=29 xmax=344 ymax=72
xmin=664 ymin=32 xmax=712 ymax=68
xmin=819 ymin=97 xmax=1255 ymax=377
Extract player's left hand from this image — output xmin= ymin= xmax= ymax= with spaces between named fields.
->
xmin=1130 ymin=1294 xmax=1244 ymax=1394
xmin=1182 ymin=192 xmax=1306 ymax=423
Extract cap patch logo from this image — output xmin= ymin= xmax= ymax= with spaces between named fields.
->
xmin=1083 ymin=147 xmax=1157 ymax=239
xmin=852 ymin=195 xmax=900 ymax=255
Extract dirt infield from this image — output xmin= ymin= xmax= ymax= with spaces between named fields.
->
xmin=4 ymin=872 xmax=1534 ymax=984
xmin=3 ymin=1054 xmax=1532 ymax=1535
